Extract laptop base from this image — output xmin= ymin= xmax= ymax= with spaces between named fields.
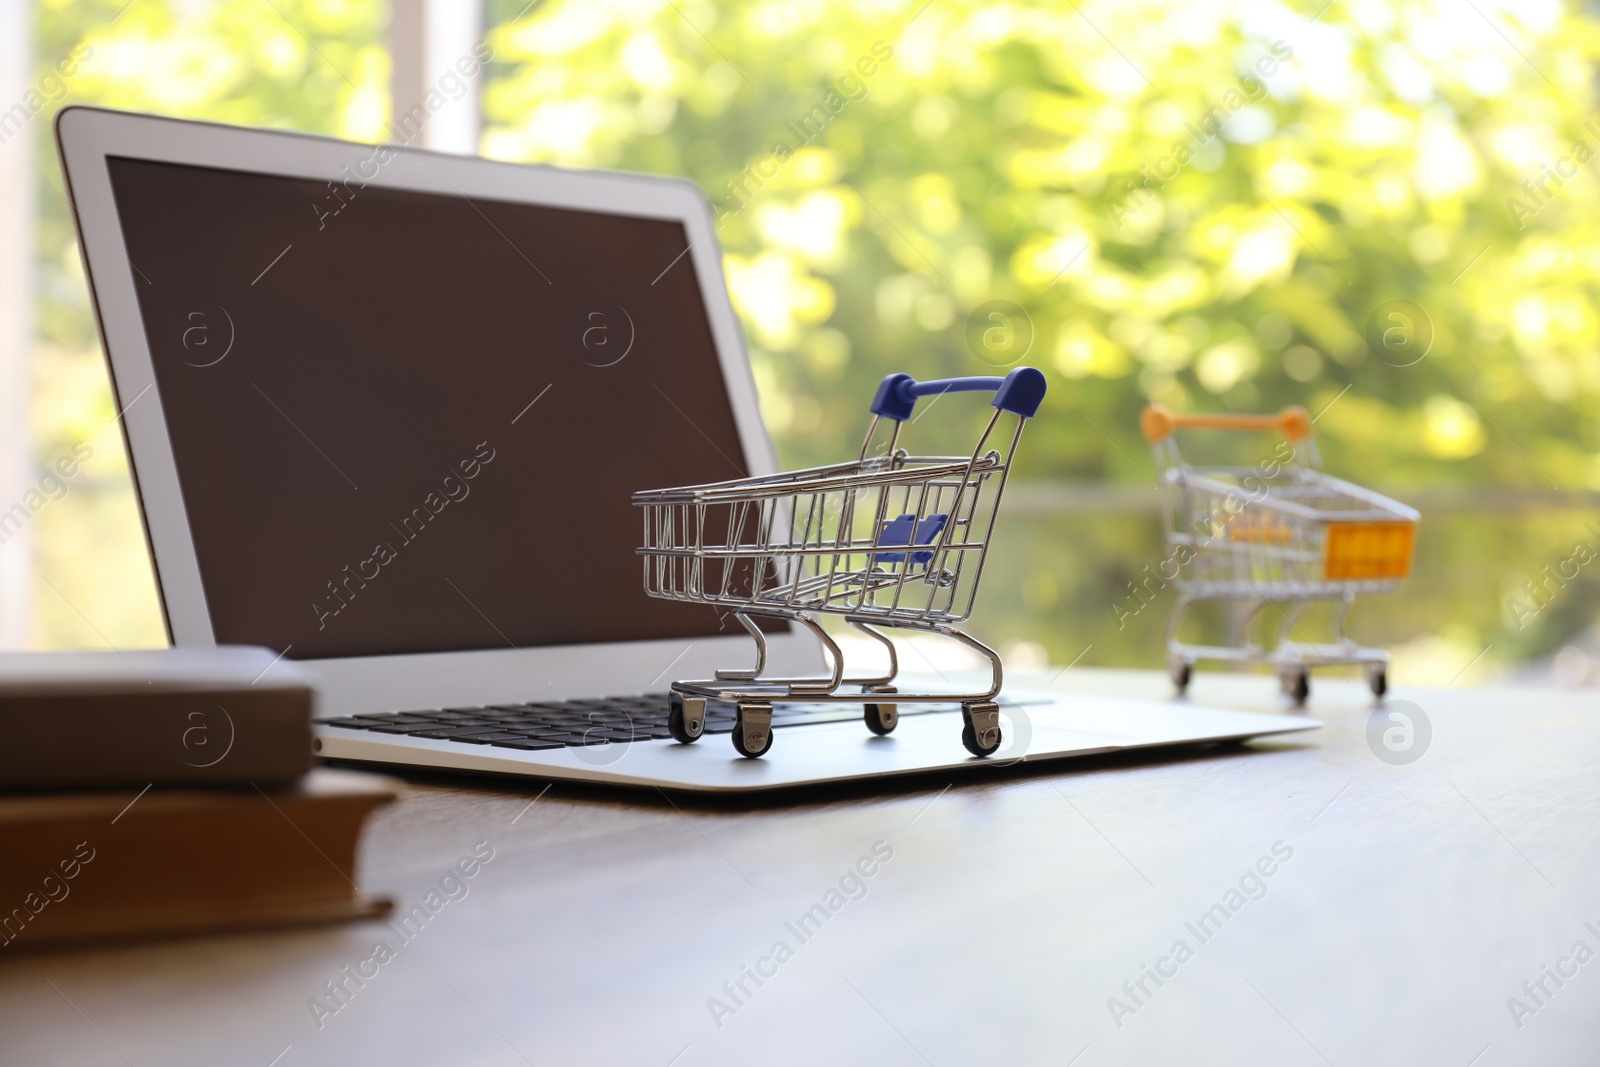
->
xmin=313 ymin=688 xmax=1318 ymax=794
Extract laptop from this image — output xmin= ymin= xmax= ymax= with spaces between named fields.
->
xmin=55 ymin=106 xmax=1317 ymax=792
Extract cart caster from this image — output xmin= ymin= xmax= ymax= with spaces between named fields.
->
xmin=1280 ymin=669 xmax=1310 ymax=706
xmin=731 ymin=702 xmax=774 ymax=758
xmin=667 ymin=692 xmax=706 ymax=744
xmin=863 ymin=685 xmax=898 ymax=735
xmin=960 ymin=702 xmax=1002 ymax=757
xmin=1169 ymin=656 xmax=1192 ymax=696
xmin=1367 ymin=664 xmax=1388 ymax=698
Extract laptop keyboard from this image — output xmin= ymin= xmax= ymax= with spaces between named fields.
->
xmin=317 ymin=693 xmax=945 ymax=751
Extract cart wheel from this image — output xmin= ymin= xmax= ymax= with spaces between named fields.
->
xmin=667 ymin=692 xmax=705 ymax=744
xmin=863 ymin=685 xmax=898 ymax=735
xmin=1169 ymin=657 xmax=1192 ymax=696
xmin=1368 ymin=665 xmax=1388 ymax=698
xmin=730 ymin=702 xmax=774 ymax=758
xmin=960 ymin=702 xmax=1003 ymax=757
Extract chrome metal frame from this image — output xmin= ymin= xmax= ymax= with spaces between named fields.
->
xmin=635 ymin=403 xmax=1030 ymax=710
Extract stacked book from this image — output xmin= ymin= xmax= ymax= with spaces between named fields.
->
xmin=0 ymin=647 xmax=394 ymax=951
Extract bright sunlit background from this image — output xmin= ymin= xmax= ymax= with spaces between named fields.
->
xmin=5 ymin=0 xmax=1600 ymax=688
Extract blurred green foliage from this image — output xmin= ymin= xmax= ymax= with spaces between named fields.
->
xmin=480 ymin=0 xmax=1600 ymax=488
xmin=476 ymin=0 xmax=1600 ymax=675
xmin=21 ymin=0 xmax=1600 ymax=680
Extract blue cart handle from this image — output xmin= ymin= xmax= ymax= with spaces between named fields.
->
xmin=869 ymin=367 xmax=1047 ymax=422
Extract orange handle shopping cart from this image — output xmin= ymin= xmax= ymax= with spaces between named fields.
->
xmin=1142 ymin=404 xmax=1418 ymax=705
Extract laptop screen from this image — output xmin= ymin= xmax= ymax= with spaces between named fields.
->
xmin=105 ymin=156 xmax=756 ymax=660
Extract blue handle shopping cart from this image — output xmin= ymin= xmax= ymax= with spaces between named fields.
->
xmin=633 ymin=367 xmax=1047 ymax=758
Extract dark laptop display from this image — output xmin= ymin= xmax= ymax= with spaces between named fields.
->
xmin=106 ymin=157 xmax=750 ymax=660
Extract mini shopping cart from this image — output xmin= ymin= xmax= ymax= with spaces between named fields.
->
xmin=633 ymin=367 xmax=1047 ymax=759
xmin=1142 ymin=404 xmax=1418 ymax=705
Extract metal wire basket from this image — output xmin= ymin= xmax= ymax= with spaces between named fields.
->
xmin=635 ymin=367 xmax=1047 ymax=758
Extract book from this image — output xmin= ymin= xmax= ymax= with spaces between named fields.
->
xmin=0 ymin=768 xmax=395 ymax=950
xmin=0 ymin=646 xmax=313 ymax=789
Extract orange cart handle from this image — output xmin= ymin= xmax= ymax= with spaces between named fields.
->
xmin=1141 ymin=404 xmax=1313 ymax=443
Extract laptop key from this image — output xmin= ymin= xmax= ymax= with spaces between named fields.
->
xmin=320 ymin=718 xmax=374 ymax=729
xmin=487 ymin=737 xmax=566 ymax=750
xmin=539 ymin=733 xmax=609 ymax=746
xmin=410 ymin=726 xmax=507 ymax=739
xmin=590 ymin=729 xmax=644 ymax=742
